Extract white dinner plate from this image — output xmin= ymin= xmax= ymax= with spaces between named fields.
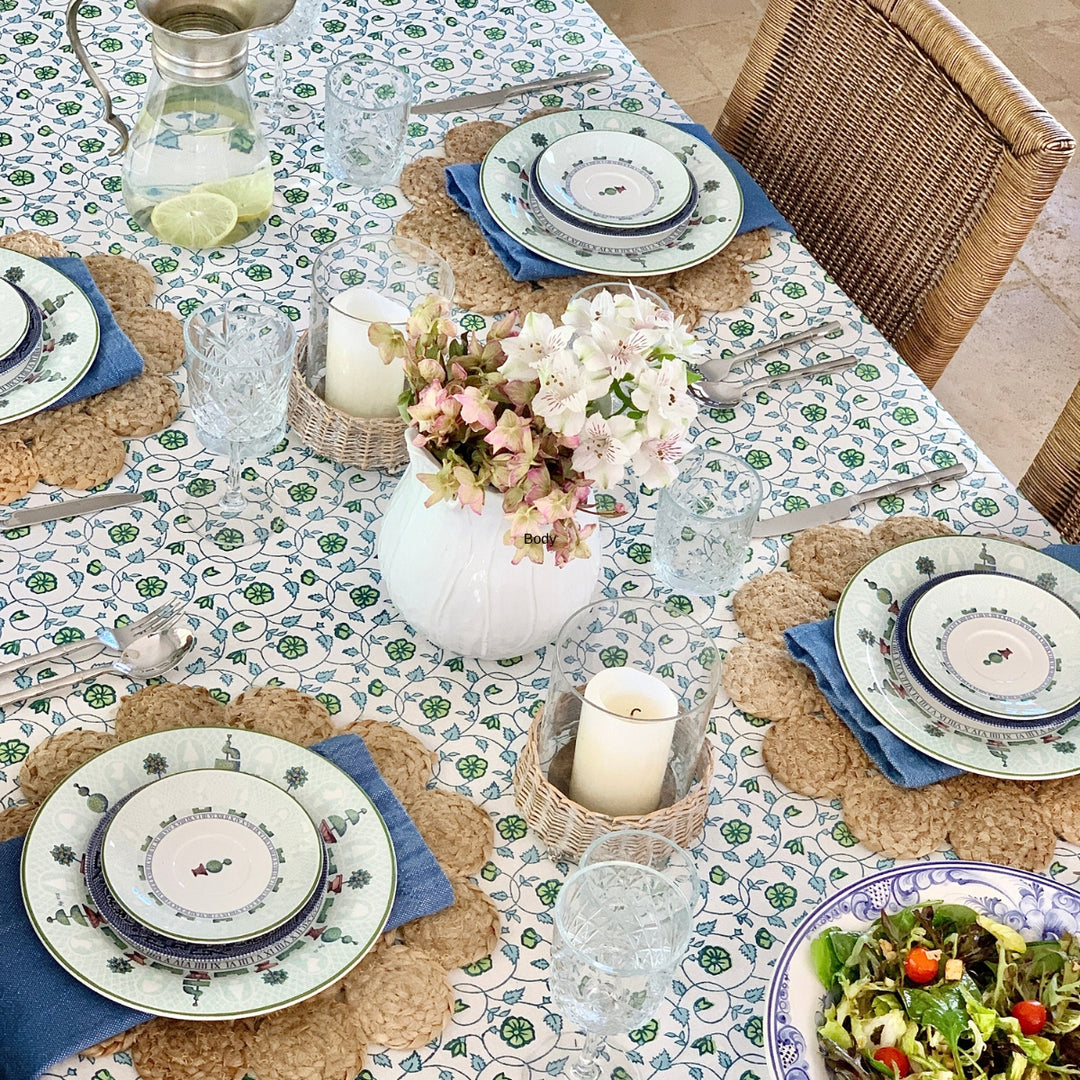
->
xmin=533 ymin=129 xmax=694 ymax=228
xmin=479 ymin=110 xmax=744 ymax=277
xmin=833 ymin=535 xmax=1080 ymax=779
xmin=0 ymin=250 xmax=99 ymax=425
xmin=902 ymin=569 xmax=1080 ymax=720
xmin=22 ymin=727 xmax=396 ymax=1020
xmin=766 ymin=861 xmax=1080 ymax=1080
xmin=101 ymin=769 xmax=325 ymax=943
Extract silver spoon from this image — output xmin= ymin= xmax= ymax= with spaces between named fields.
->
xmin=0 ymin=598 xmax=187 ymax=677
xmin=0 ymin=627 xmax=196 ymax=708
xmin=690 ymin=355 xmax=858 ymax=406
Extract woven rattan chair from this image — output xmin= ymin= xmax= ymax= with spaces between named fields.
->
xmin=713 ymin=0 xmax=1074 ymax=387
xmin=1019 ymin=381 xmax=1080 ymax=542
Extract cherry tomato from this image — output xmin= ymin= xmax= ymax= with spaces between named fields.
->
xmin=1011 ymin=1000 xmax=1048 ymax=1035
xmin=873 ymin=1048 xmax=910 ymax=1078
xmin=903 ymin=946 xmax=939 ymax=983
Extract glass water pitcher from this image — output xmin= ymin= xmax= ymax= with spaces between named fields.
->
xmin=66 ymin=0 xmax=296 ymax=247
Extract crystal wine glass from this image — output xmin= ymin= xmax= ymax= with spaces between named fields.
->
xmin=550 ymin=861 xmax=693 ymax=1080
xmin=181 ymin=299 xmax=296 ymax=552
xmin=580 ymin=830 xmax=701 ymax=915
xmin=255 ymin=0 xmax=321 ymax=131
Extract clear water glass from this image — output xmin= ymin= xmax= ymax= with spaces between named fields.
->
xmin=183 ymin=299 xmax=296 ymax=548
xmin=550 ymin=861 xmax=692 ymax=1080
xmin=324 ymin=57 xmax=414 ymax=189
xmin=581 ymin=830 xmax=701 ymax=914
xmin=652 ymin=445 xmax=763 ymax=596
xmin=569 ymin=281 xmax=670 ymax=312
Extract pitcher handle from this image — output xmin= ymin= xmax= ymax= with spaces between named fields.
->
xmin=65 ymin=0 xmax=129 ymax=155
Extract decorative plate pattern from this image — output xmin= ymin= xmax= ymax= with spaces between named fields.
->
xmin=0 ymin=281 xmax=45 ymax=395
xmin=0 ymin=0 xmax=1071 ymax=1077
xmin=101 ymin=768 xmax=324 ymax=942
xmin=0 ymin=250 xmax=99 ymax=424
xmin=534 ymin=130 xmax=693 ymax=227
xmin=21 ymin=727 xmax=395 ymax=1019
xmin=903 ymin=570 xmax=1080 ymax=719
xmin=834 ymin=536 xmax=1080 ymax=778
xmin=766 ymin=861 xmax=1080 ymax=1080
xmin=86 ymin=789 xmax=329 ymax=971
xmin=479 ymin=109 xmax=743 ymax=275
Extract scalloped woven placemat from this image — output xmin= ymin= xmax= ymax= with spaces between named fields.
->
xmin=1 ymin=690 xmax=499 ymax=1080
xmin=0 ymin=231 xmax=183 ymax=503
xmin=724 ymin=516 xmax=1070 ymax=873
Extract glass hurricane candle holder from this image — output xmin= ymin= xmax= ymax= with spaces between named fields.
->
xmin=539 ymin=598 xmax=720 ymax=819
xmin=308 ymin=235 xmax=453 ymax=419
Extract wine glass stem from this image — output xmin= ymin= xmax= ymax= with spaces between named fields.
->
xmin=565 ymin=1031 xmax=607 ymax=1080
xmin=270 ymin=41 xmax=285 ymax=118
xmin=220 ymin=444 xmax=246 ymax=515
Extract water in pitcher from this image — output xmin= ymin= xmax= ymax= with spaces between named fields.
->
xmin=123 ymin=72 xmax=274 ymax=247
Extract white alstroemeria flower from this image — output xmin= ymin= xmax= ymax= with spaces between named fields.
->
xmin=633 ymin=430 xmax=692 ymax=487
xmin=532 ymin=352 xmax=591 ymax=436
xmin=650 ymin=318 xmax=704 ymax=362
xmin=574 ymin=319 xmax=655 ymax=381
xmin=630 ymin=358 xmax=697 ymax=438
xmin=562 ymin=290 xmax=635 ymax=337
xmin=572 ymin=413 xmax=642 ymax=489
xmin=499 ymin=311 xmax=574 ymax=382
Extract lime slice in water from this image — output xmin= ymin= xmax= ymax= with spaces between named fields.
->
xmin=192 ymin=170 xmax=275 ymax=222
xmin=150 ymin=192 xmax=239 ymax=248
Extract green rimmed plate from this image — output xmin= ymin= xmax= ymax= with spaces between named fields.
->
xmin=479 ymin=110 xmax=744 ymax=276
xmin=833 ymin=536 xmax=1080 ymax=779
xmin=101 ymin=769 xmax=325 ymax=943
xmin=0 ymin=250 xmax=99 ymax=425
xmin=21 ymin=727 xmax=396 ymax=1020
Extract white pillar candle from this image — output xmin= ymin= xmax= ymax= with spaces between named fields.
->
xmin=324 ymin=285 xmax=411 ymax=417
xmin=569 ymin=668 xmax=680 ymax=817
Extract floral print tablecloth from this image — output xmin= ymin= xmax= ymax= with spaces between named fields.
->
xmin=0 ymin=1 xmax=1073 ymax=1078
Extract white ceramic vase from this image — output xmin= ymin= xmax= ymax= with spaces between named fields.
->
xmin=377 ymin=434 xmax=603 ymax=660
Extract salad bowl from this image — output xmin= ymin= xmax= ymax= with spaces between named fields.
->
xmin=766 ymin=861 xmax=1080 ymax=1080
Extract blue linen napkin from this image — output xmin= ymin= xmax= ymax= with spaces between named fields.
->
xmin=444 ymin=121 xmax=791 ymax=281
xmin=783 ymin=618 xmax=963 ymax=788
xmin=0 ymin=732 xmax=454 ymax=1080
xmin=39 ymin=256 xmax=144 ymax=409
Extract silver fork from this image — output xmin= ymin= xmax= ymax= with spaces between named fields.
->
xmin=0 ymin=598 xmax=186 ymax=677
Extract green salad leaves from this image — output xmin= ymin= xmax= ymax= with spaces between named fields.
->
xmin=813 ymin=902 xmax=1080 ymax=1080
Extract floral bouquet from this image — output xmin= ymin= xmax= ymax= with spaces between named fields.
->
xmin=372 ymin=287 xmax=702 ymax=566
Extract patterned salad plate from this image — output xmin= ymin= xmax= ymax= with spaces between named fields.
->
xmin=899 ymin=569 xmax=1080 ymax=721
xmin=100 ymin=769 xmax=325 ymax=943
xmin=834 ymin=536 xmax=1080 ymax=779
xmin=0 ymin=281 xmax=45 ymax=397
xmin=766 ymin=861 xmax=1080 ymax=1080
xmin=0 ymin=277 xmax=30 ymax=362
xmin=21 ymin=727 xmax=396 ymax=1020
xmin=479 ymin=110 xmax=743 ymax=276
xmin=0 ymin=250 xmax=99 ymax=425
xmin=533 ymin=130 xmax=694 ymax=228
xmin=86 ymin=790 xmax=330 ymax=972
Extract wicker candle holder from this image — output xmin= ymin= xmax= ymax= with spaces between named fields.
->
xmin=288 ymin=334 xmax=409 ymax=472
xmin=513 ymin=710 xmax=715 ymax=861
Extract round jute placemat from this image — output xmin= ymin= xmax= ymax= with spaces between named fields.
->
xmin=723 ymin=516 xmax=1069 ymax=872
xmin=395 ymin=115 xmax=773 ymax=324
xmin=1 ymin=688 xmax=500 ymax=1080
xmin=0 ymin=231 xmax=183 ymax=503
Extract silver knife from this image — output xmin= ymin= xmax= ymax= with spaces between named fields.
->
xmin=1 ymin=491 xmax=142 ymax=530
xmin=413 ymin=68 xmax=612 ymax=115
xmin=752 ymin=464 xmax=968 ymax=538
